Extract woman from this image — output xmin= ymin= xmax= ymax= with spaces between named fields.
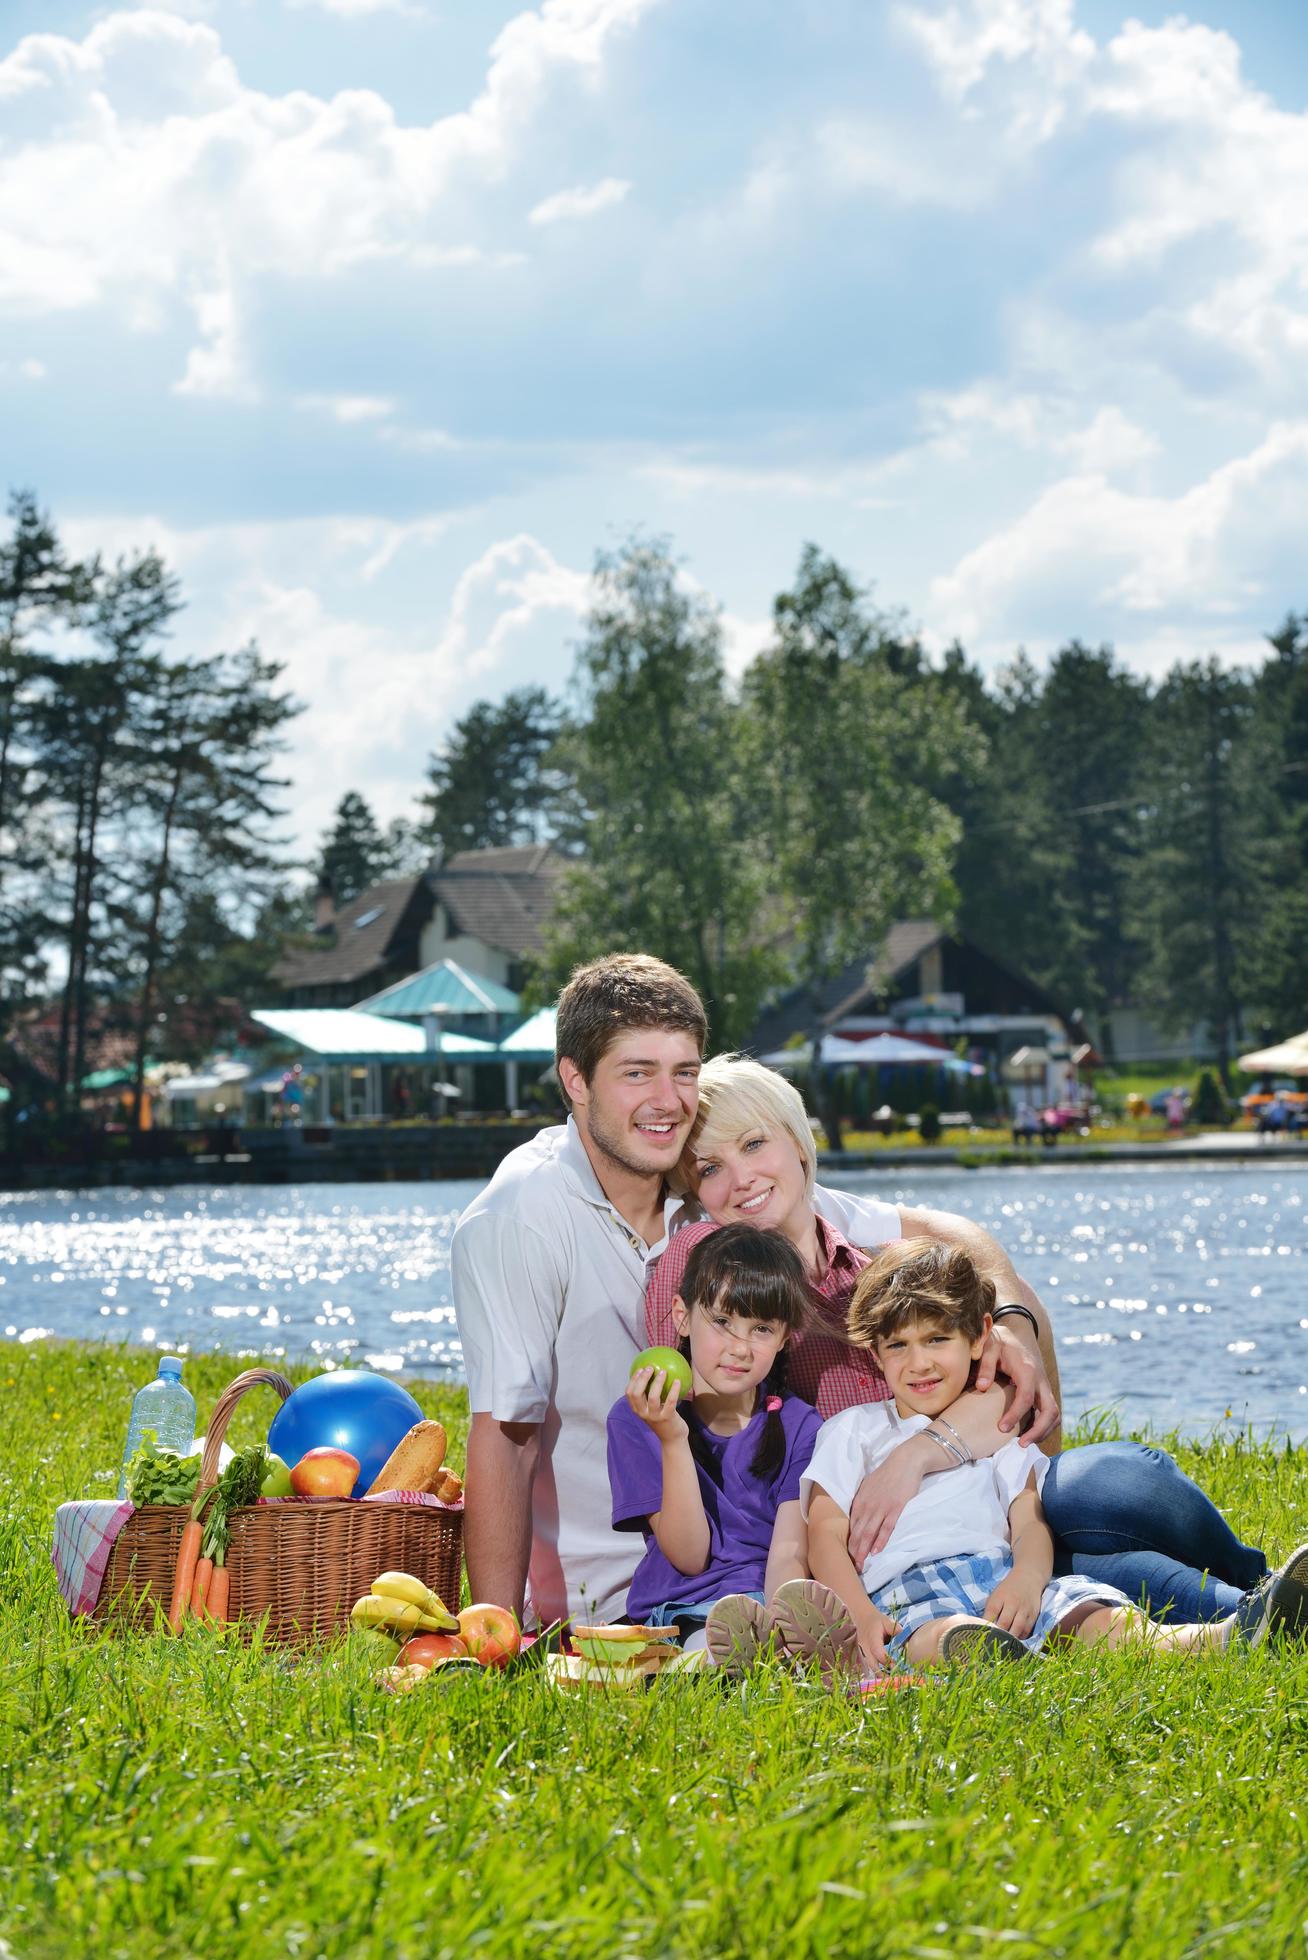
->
xmin=646 ymin=1054 xmax=1268 ymax=1622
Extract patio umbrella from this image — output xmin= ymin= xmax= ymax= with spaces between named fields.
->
xmin=1237 ymin=1031 xmax=1308 ymax=1075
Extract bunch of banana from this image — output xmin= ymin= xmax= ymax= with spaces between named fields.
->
xmin=350 ymin=1570 xmax=459 ymax=1634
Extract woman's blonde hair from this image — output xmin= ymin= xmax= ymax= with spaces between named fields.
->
xmin=676 ymin=1053 xmax=817 ymax=1201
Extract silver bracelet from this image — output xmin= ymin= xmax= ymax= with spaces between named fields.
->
xmin=923 ymin=1427 xmax=968 ymax=1468
xmin=932 ymin=1414 xmax=975 ymax=1464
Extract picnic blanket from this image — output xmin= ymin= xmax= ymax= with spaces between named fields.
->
xmin=52 ymin=1488 xmax=459 ymax=1617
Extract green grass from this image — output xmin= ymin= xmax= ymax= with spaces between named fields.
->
xmin=4 ymin=1342 xmax=1308 ymax=1960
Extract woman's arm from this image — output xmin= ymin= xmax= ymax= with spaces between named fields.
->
xmin=807 ymin=1489 xmax=898 ymax=1670
xmin=848 ymin=1383 xmax=1012 ymax=1567
xmin=763 ymin=1498 xmax=808 ymax=1598
xmin=626 ymin=1369 xmax=711 ymax=1576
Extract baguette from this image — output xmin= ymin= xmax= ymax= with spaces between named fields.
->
xmin=365 ymin=1419 xmax=447 ymax=1495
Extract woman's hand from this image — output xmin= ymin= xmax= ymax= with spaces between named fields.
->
xmin=847 ymin=1439 xmax=934 ymax=1567
xmin=626 ymin=1367 xmax=689 ymax=1441
xmin=973 ymin=1323 xmax=1060 ymax=1445
xmin=982 ymin=1568 xmax=1043 ymax=1638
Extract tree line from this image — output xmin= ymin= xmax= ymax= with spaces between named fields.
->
xmin=0 ymin=492 xmax=298 ymax=1130
xmin=4 ymin=491 xmax=1305 ymax=1134
xmin=325 ymin=537 xmax=1307 ymax=1082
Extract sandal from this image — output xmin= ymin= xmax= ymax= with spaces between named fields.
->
xmin=769 ymin=1578 xmax=862 ymax=1677
xmin=704 ymin=1594 xmax=774 ymax=1673
xmin=938 ymin=1617 xmax=1035 ymax=1666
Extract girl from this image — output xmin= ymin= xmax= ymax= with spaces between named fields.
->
xmin=606 ymin=1224 xmax=821 ymax=1661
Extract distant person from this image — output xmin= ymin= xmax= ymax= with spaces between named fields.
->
xmin=1165 ymin=1090 xmax=1187 ymax=1132
xmin=1259 ymin=1095 xmax=1287 ymax=1137
xmin=1011 ymin=1104 xmax=1040 ymax=1146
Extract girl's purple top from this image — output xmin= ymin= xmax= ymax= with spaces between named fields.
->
xmin=606 ymin=1392 xmax=823 ymax=1620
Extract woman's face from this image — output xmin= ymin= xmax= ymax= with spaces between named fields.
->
xmin=691 ymin=1125 xmax=812 ymax=1244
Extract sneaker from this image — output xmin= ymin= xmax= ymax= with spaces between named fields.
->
xmin=769 ymin=1578 xmax=862 ymax=1677
xmin=938 ymin=1617 xmax=1036 ymax=1666
xmin=704 ymin=1594 xmax=773 ymax=1674
xmin=1231 ymin=1541 xmax=1308 ymax=1649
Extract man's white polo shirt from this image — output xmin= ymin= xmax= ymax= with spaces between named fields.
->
xmin=452 ymin=1117 xmax=687 ymax=1627
xmin=452 ymin=1117 xmax=903 ymax=1628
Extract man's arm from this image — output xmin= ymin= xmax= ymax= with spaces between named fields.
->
xmin=897 ymin=1203 xmax=1062 ymax=1446
xmin=464 ymin=1414 xmax=540 ymax=1618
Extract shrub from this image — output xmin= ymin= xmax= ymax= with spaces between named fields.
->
xmin=918 ymin=1101 xmax=941 ymax=1143
xmin=1192 ymin=1070 xmax=1229 ymax=1125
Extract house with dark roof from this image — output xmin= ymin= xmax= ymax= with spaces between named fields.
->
xmin=273 ymin=846 xmax=566 ymax=1010
xmin=744 ymin=920 xmax=1079 ymax=1082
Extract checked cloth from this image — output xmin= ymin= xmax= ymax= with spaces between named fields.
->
xmin=872 ymin=1549 xmax=1133 ymax=1661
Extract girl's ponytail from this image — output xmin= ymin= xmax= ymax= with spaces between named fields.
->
xmin=748 ymin=1346 xmax=789 ymax=1483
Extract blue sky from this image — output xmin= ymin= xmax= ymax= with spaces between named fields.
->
xmin=5 ymin=0 xmax=1308 ymax=854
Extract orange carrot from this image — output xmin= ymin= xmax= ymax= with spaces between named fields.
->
xmin=207 ymin=1564 xmax=230 ymax=1624
xmin=190 ymin=1556 xmax=214 ymax=1618
xmin=167 ymin=1518 xmax=203 ymax=1632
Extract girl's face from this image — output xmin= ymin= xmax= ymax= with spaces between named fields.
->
xmin=691 ymin=1126 xmax=811 ymax=1245
xmin=671 ymin=1289 xmax=789 ymax=1401
xmin=873 ymin=1315 xmax=989 ymax=1419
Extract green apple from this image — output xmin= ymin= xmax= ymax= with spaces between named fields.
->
xmin=629 ymin=1346 xmax=693 ymax=1401
xmin=259 ymin=1452 xmax=294 ymax=1498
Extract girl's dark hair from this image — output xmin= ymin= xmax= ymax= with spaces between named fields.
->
xmin=677 ymin=1225 xmax=810 ymax=1483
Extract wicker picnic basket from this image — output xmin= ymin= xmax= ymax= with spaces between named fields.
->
xmin=92 ymin=1366 xmax=462 ymax=1647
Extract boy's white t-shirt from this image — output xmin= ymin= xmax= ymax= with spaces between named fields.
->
xmin=801 ymin=1402 xmax=1048 ymax=1596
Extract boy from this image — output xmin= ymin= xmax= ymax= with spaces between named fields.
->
xmin=794 ymin=1240 xmax=1308 ymax=1670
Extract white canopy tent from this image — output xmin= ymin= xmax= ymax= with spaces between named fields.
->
xmin=763 ymin=1032 xmax=973 ymax=1071
xmin=1237 ymin=1032 xmax=1308 ymax=1076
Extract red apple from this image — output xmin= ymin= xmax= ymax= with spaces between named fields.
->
xmin=289 ymin=1446 xmax=360 ymax=1498
xmin=457 ymin=1602 xmax=521 ymax=1669
xmin=396 ymin=1632 xmax=468 ymax=1670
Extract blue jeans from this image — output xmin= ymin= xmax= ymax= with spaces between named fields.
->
xmin=1041 ymin=1441 xmax=1267 ymax=1622
xmin=647 ymin=1590 xmax=764 ymax=1637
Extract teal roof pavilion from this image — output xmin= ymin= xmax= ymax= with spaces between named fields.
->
xmin=357 ymin=958 xmax=520 ymax=1022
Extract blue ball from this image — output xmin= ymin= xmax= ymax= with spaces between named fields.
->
xmin=267 ymin=1371 xmax=424 ymax=1498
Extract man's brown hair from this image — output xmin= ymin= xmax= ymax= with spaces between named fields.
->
xmin=554 ymin=953 xmax=707 ymax=1089
xmin=847 ymin=1237 xmax=994 ymax=1349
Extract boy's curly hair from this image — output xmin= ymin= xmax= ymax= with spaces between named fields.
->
xmin=847 ymin=1237 xmax=994 ymax=1349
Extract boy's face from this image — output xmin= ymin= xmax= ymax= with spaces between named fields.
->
xmin=873 ymin=1314 xmax=989 ymax=1419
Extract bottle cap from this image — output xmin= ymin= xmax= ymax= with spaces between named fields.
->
xmin=159 ymin=1355 xmax=184 ymax=1376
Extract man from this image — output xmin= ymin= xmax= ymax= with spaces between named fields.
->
xmin=452 ymin=953 xmax=1057 ymax=1629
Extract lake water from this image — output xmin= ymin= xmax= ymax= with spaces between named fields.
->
xmin=3 ymin=1163 xmax=1306 ymax=1440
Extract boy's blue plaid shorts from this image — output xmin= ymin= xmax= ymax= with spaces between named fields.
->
xmin=871 ymin=1551 xmax=1133 ymax=1660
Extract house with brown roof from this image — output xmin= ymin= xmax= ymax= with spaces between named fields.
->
xmin=273 ymin=846 xmax=566 ymax=1010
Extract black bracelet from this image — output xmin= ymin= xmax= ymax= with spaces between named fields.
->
xmin=993 ymin=1303 xmax=1040 ymax=1338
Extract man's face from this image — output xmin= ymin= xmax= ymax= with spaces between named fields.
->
xmin=561 ymin=1028 xmax=702 ymax=1181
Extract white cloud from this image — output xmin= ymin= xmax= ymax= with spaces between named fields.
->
xmin=430 ymin=533 xmax=589 ymax=683
xmin=528 ymin=175 xmax=630 ymax=224
xmin=297 ymin=392 xmax=398 ymax=423
xmin=928 ymin=422 xmax=1308 ymax=655
xmin=897 ymin=0 xmax=1093 ymax=144
xmin=0 ymin=1 xmax=658 ymax=392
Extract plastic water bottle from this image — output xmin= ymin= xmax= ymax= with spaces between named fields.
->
xmin=117 ymin=1356 xmax=197 ymax=1498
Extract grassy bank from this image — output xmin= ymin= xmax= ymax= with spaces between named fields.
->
xmin=4 ymin=1342 xmax=1308 ymax=1960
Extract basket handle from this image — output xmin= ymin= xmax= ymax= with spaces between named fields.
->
xmin=199 ymin=1367 xmax=293 ymax=1490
